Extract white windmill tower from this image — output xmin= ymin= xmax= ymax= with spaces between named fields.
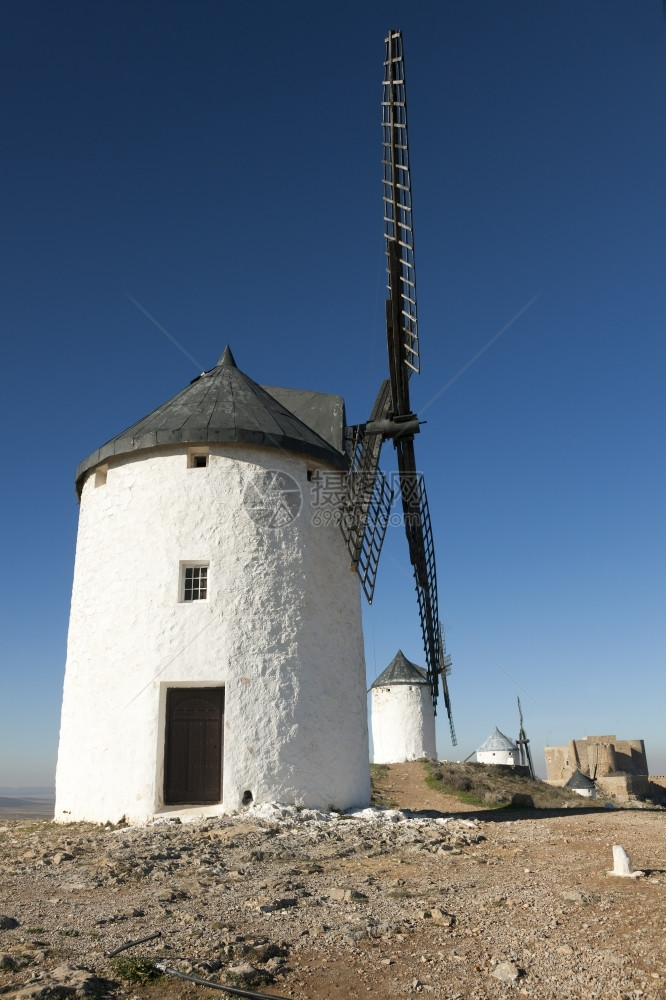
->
xmin=475 ymin=727 xmax=519 ymax=766
xmin=55 ymin=29 xmax=457 ymax=824
xmin=370 ymin=650 xmax=437 ymax=763
xmin=55 ymin=347 xmax=370 ymax=822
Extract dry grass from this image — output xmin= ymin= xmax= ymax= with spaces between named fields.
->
xmin=421 ymin=759 xmax=605 ymax=809
xmin=369 ymin=764 xmax=397 ymax=809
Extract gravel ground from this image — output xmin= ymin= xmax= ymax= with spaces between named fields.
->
xmin=0 ymin=764 xmax=664 ymax=1000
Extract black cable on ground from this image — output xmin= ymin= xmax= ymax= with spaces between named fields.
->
xmin=106 ymin=931 xmax=162 ymax=957
xmin=155 ymin=963 xmax=294 ymax=1000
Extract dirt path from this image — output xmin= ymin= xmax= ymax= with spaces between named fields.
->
xmin=373 ymin=761 xmax=480 ymax=813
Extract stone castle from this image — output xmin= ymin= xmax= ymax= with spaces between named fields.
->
xmin=545 ymin=734 xmax=649 ymax=800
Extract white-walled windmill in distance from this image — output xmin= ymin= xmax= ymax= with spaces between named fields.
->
xmin=370 ymin=650 xmax=436 ymax=763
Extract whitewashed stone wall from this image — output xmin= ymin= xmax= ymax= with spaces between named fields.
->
xmin=55 ymin=444 xmax=370 ymax=823
xmin=370 ymin=685 xmax=436 ymax=763
xmin=476 ymin=748 xmax=519 ymax=766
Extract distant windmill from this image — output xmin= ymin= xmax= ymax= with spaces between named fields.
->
xmin=516 ymin=697 xmax=535 ymax=779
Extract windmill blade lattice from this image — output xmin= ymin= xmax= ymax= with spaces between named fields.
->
xmin=383 ymin=29 xmax=419 ymax=383
xmin=382 ymin=29 xmax=456 ymax=736
xmin=341 ymin=382 xmax=394 ymax=603
xmin=438 ymin=621 xmax=457 ymax=745
xmin=339 ymin=28 xmax=457 ymax=745
xmin=517 ymin=697 xmax=535 ymax=779
xmin=395 ymin=433 xmax=454 ymax=737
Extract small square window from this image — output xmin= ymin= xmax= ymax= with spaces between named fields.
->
xmin=187 ymin=448 xmax=209 ymax=469
xmin=182 ymin=565 xmax=208 ymax=601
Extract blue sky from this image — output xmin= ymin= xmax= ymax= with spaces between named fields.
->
xmin=1 ymin=1 xmax=664 ymax=787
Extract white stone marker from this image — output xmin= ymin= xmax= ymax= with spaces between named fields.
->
xmin=608 ymin=844 xmax=644 ymax=877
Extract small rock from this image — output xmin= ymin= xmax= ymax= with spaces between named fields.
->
xmin=1 ymin=953 xmax=18 ymax=969
xmin=510 ymin=794 xmax=534 ymax=809
xmin=0 ymin=915 xmax=19 ymax=930
xmin=328 ymin=888 xmax=368 ymax=902
xmin=348 ymin=889 xmax=368 ymax=901
xmin=195 ymin=959 xmax=223 ymax=973
xmin=430 ymin=909 xmax=454 ymax=927
xmin=10 ymin=964 xmax=111 ymax=1000
xmin=51 ymin=852 xmax=74 ymax=866
xmin=492 ymin=961 xmax=521 ymax=983
xmin=226 ymin=963 xmax=273 ymax=988
xmin=561 ymin=890 xmax=586 ymax=905
xmin=155 ymin=889 xmax=178 ymax=903
xmin=556 ymin=945 xmax=573 ymax=955
xmin=339 ymin=921 xmax=369 ymax=942
xmin=178 ymin=879 xmax=202 ymax=894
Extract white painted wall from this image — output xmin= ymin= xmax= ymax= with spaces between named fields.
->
xmin=570 ymin=786 xmax=597 ymax=798
xmin=370 ymin=685 xmax=436 ymax=763
xmin=476 ymin=749 xmax=519 ymax=766
xmin=55 ymin=445 xmax=370 ymax=823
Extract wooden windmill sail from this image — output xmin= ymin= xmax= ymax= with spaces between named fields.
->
xmin=517 ymin=697 xmax=535 ymax=778
xmin=341 ymin=30 xmax=457 ymax=746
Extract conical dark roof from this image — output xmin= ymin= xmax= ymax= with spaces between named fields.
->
xmin=564 ymin=769 xmax=596 ymax=791
xmin=75 ymin=347 xmax=347 ymax=494
xmin=370 ymin=650 xmax=429 ymax=688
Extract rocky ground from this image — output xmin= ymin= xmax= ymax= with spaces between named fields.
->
xmin=1 ymin=762 xmax=665 ymax=1000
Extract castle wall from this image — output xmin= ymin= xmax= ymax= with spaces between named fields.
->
xmin=545 ymin=734 xmax=649 ymax=799
xmin=55 ymin=444 xmax=370 ymax=823
xmin=612 ymin=740 xmax=648 ymax=775
xmin=578 ymin=740 xmax=617 ymax=778
xmin=544 ymin=744 xmax=573 ymax=782
xmin=649 ymin=777 xmax=666 ymax=803
xmin=596 ymin=774 xmax=649 ymax=801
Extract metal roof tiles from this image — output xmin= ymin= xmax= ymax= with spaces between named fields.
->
xmin=476 ymin=727 xmax=518 ymax=753
xmin=564 ymin=769 xmax=596 ymax=790
xmin=370 ymin=650 xmax=429 ymax=688
xmin=75 ymin=346 xmax=347 ymax=495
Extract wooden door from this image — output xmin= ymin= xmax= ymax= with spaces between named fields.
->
xmin=164 ymin=688 xmax=223 ymax=804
